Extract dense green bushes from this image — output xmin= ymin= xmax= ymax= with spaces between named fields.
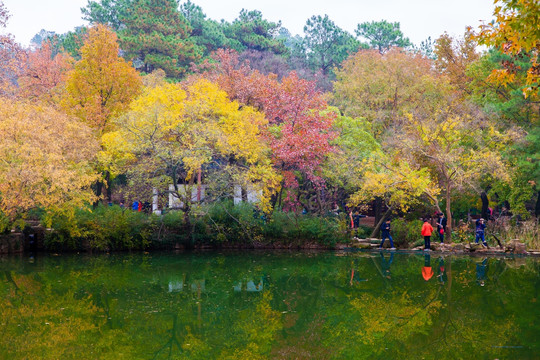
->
xmin=391 ymin=218 xmax=423 ymax=248
xmin=190 ymin=201 xmax=348 ymax=247
xmin=45 ymin=205 xmax=155 ymax=251
xmin=36 ymin=203 xmax=540 ymax=251
xmin=42 ymin=201 xmax=349 ymax=251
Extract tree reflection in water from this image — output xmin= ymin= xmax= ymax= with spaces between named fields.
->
xmin=0 ymin=252 xmax=538 ymax=359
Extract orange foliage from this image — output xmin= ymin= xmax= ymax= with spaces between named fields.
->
xmin=17 ymin=42 xmax=73 ymax=102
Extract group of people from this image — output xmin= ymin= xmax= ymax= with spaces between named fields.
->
xmin=380 ymin=212 xmax=488 ymax=250
xmin=131 ymin=200 xmax=151 ymax=213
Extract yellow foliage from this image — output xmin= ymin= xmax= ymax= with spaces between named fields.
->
xmin=0 ymin=97 xmax=100 ymax=221
xmin=62 ymin=24 xmax=142 ymax=134
xmin=349 ymin=155 xmax=439 ymax=212
xmin=106 ymin=79 xmax=280 ymax=210
xmin=474 ymin=0 xmax=540 ymax=99
xmin=351 ymin=291 xmax=442 ymax=346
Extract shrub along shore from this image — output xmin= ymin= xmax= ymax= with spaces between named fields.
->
xmin=0 ymin=202 xmax=538 ymax=255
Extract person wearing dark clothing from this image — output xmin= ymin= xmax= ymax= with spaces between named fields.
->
xmin=352 ymin=212 xmax=361 ymax=228
xmin=437 ymin=257 xmax=447 ymax=284
xmin=436 ymin=213 xmax=447 ymax=243
xmin=379 ymin=219 xmax=396 ymax=249
xmin=476 ymin=258 xmax=488 ymax=286
xmin=350 ymin=260 xmax=369 ymax=285
xmin=380 ymin=251 xmax=394 ymax=279
xmin=475 ymin=218 xmax=488 ymax=247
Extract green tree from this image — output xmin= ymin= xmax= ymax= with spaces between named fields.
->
xmin=119 ymin=0 xmax=202 ymax=77
xmin=321 ymin=108 xmax=380 ymax=207
xmin=45 ymin=27 xmax=88 ymax=60
xmin=355 ymin=20 xmax=411 ymax=54
xmin=222 ymin=9 xmax=287 ymax=55
xmin=81 ymin=0 xmax=131 ymax=30
xmin=179 ymin=0 xmax=231 ymax=56
xmin=301 ymin=14 xmax=362 ymax=74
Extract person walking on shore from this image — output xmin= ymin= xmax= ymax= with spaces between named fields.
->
xmin=379 ymin=219 xmax=396 ymax=250
xmin=421 ymin=218 xmax=434 ymax=251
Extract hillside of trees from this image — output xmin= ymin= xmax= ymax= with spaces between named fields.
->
xmin=0 ymin=0 xmax=539 ymax=250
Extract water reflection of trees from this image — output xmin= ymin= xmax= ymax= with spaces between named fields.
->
xmin=0 ymin=253 xmax=538 ymax=359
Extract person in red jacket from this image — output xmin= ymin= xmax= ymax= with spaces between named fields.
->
xmin=421 ymin=218 xmax=434 ymax=251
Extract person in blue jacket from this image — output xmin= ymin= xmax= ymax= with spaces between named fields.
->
xmin=475 ymin=218 xmax=488 ymax=247
xmin=379 ymin=218 xmax=396 ymax=250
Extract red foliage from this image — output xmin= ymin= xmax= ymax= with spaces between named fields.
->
xmin=198 ymin=49 xmax=337 ymax=200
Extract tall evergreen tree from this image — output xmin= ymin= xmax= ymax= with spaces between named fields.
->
xmin=222 ymin=9 xmax=287 ymax=55
xmin=355 ymin=20 xmax=411 ymax=54
xmin=302 ymin=15 xmax=363 ymax=75
xmin=119 ymin=0 xmax=202 ymax=77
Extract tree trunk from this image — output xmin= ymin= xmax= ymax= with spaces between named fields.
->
xmin=105 ymin=171 xmax=112 ymax=202
xmin=445 ymin=185 xmax=453 ymax=242
xmin=535 ymin=191 xmax=540 ymax=219
xmin=93 ymin=180 xmax=104 ymax=208
xmin=196 ymin=168 xmax=202 ymax=202
xmin=481 ymin=191 xmax=489 ymax=220
xmin=373 ymin=197 xmax=383 ymax=228
xmin=370 ymin=207 xmax=392 ymax=239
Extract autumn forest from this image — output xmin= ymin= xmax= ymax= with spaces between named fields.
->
xmin=0 ymin=0 xmax=539 ymax=251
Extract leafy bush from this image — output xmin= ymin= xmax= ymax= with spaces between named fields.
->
xmin=42 ymin=201 xmax=349 ymax=251
xmin=354 ymin=225 xmax=373 ymax=239
xmin=44 ymin=205 xmax=154 ymax=251
xmin=391 ymin=218 xmax=423 ymax=248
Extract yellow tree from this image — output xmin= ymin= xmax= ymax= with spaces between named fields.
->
xmin=62 ymin=24 xmax=142 ymax=133
xmin=349 ymin=153 xmax=440 ymax=237
xmin=104 ymin=79 xmax=280 ymax=223
xmin=474 ymin=0 xmax=540 ymax=99
xmin=0 ymin=98 xmax=99 ymax=228
xmin=332 ymin=48 xmax=451 ymax=136
xmin=62 ymin=24 xmax=142 ymax=201
xmin=394 ymin=108 xmax=511 ymax=239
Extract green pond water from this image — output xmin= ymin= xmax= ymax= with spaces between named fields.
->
xmin=0 ymin=250 xmax=538 ymax=359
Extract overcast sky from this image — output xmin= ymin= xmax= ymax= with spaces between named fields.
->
xmin=2 ymin=0 xmax=495 ymax=47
